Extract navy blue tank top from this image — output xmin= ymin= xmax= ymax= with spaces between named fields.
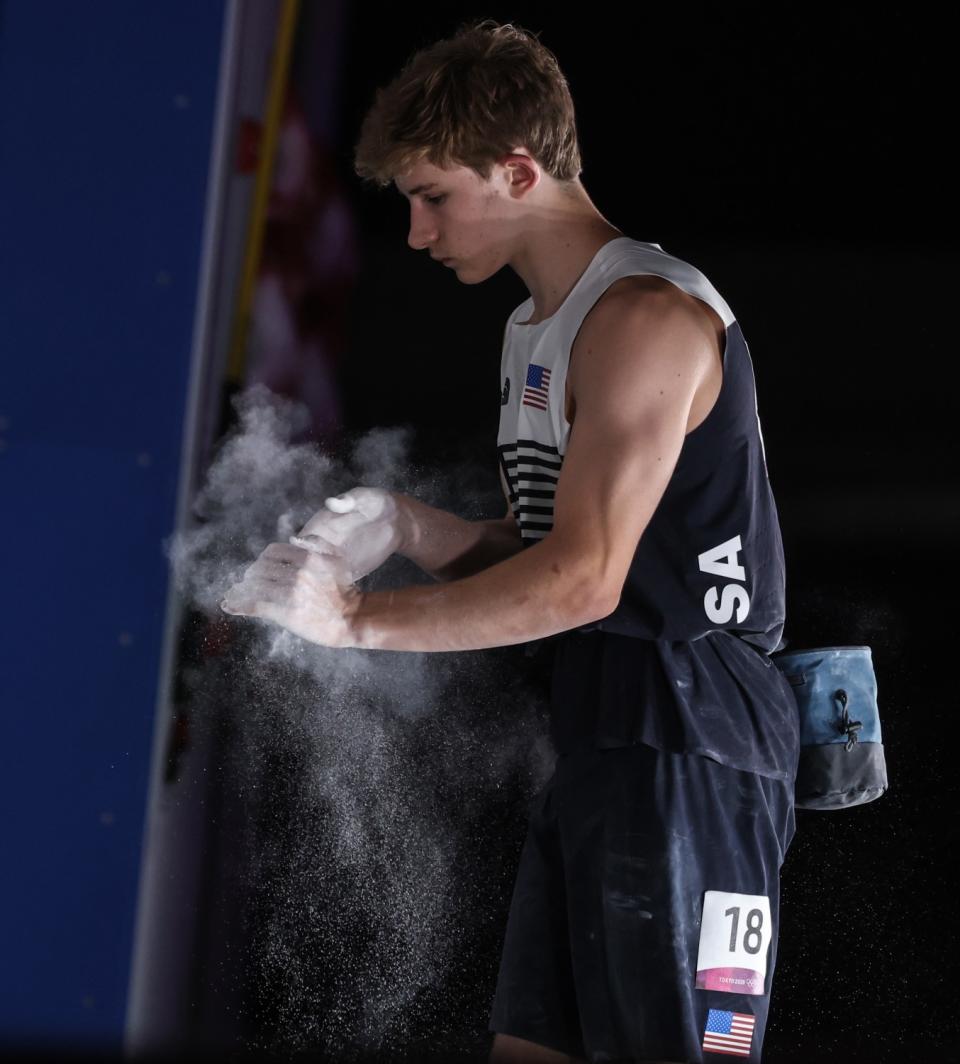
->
xmin=497 ymin=237 xmax=799 ymax=780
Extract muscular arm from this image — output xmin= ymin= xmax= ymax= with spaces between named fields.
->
xmin=224 ymin=286 xmax=718 ymax=651
xmin=393 ymin=466 xmax=524 ymax=582
xmin=348 ymin=287 xmax=717 ymax=651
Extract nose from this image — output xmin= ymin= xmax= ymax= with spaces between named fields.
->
xmin=407 ymin=203 xmax=438 ymax=252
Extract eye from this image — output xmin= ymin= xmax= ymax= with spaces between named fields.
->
xmin=426 ymin=194 xmax=446 ymax=206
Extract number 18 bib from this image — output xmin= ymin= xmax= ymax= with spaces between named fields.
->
xmin=695 ymin=890 xmax=771 ymax=996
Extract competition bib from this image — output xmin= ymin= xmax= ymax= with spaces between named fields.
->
xmin=695 ymin=890 xmax=771 ymax=996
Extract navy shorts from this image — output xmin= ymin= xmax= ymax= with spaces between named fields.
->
xmin=488 ymin=743 xmax=796 ymax=1062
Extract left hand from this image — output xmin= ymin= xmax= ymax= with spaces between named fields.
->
xmin=220 ymin=542 xmax=362 ymax=648
xmin=289 ymin=486 xmax=405 ymax=583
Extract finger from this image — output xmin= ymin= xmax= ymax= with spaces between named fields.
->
xmin=289 ymin=533 xmax=338 ymax=555
xmin=221 ymin=594 xmax=285 ymax=622
xmin=233 ymin=555 xmax=340 ymax=602
xmin=221 ymin=590 xmax=258 ymax=615
xmin=222 ymin=576 xmax=288 ymax=615
xmin=244 ymin=564 xmax=297 ymax=588
xmin=295 ymin=512 xmax=352 ymax=541
xmin=325 ymin=494 xmax=356 ymax=514
xmin=262 ymin=541 xmax=310 ymax=564
xmin=221 ymin=596 xmax=254 ymax=616
xmin=302 ymin=554 xmax=350 ymax=585
xmin=237 ymin=557 xmax=296 ymax=584
xmin=224 ymin=567 xmax=290 ymax=607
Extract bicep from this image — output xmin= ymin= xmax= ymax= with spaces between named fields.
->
xmin=547 ymin=299 xmax=711 ymax=596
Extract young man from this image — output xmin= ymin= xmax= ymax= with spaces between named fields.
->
xmin=222 ymin=19 xmax=800 ymax=1064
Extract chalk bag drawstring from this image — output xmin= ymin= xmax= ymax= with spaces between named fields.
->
xmin=835 ymin=689 xmax=863 ymax=751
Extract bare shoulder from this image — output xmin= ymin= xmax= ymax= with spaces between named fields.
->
xmin=580 ymin=274 xmax=723 ymax=350
xmin=567 ymin=274 xmax=725 ymax=430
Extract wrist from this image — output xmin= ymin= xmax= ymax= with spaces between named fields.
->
xmin=390 ymin=492 xmax=419 ymax=556
xmin=344 ymin=587 xmax=370 ymax=648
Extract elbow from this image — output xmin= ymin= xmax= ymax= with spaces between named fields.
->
xmin=589 ymin=588 xmax=621 ymax=625
xmin=562 ymin=575 xmax=620 ymax=628
xmin=541 ymin=541 xmax=622 ymax=627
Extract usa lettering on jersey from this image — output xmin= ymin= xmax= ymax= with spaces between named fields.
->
xmin=698 ymin=535 xmax=751 ymax=624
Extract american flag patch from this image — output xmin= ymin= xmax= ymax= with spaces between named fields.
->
xmin=522 ymin=363 xmax=551 ymax=410
xmin=702 ymin=1009 xmax=756 ymax=1057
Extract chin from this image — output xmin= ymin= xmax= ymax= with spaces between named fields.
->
xmin=458 ymin=260 xmax=499 ymax=285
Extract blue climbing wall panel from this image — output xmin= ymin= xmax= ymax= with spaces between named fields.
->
xmin=0 ymin=0 xmax=226 ymax=1052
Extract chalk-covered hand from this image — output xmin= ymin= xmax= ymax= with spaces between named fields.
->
xmin=289 ymin=486 xmax=405 ymax=583
xmin=220 ymin=543 xmax=361 ymax=647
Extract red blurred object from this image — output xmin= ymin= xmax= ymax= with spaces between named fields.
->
xmin=246 ymin=93 xmax=357 ymax=444
xmin=236 ymin=116 xmax=261 ymax=173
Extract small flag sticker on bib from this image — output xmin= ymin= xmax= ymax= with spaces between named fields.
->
xmin=522 ymin=363 xmax=551 ymax=409
xmin=702 ymin=1009 xmax=755 ymax=1057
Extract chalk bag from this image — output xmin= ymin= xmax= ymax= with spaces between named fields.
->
xmin=771 ymin=645 xmax=888 ymax=811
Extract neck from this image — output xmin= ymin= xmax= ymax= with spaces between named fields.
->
xmin=508 ymin=194 xmax=623 ymax=323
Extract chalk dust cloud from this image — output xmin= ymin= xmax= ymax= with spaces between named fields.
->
xmin=167 ymin=386 xmax=555 ymax=1060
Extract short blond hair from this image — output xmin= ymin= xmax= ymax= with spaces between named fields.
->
xmin=353 ymin=18 xmax=583 ymax=190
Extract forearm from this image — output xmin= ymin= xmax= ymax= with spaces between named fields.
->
xmin=392 ymin=493 xmax=524 ymax=581
xmin=352 ymin=535 xmax=614 ymax=652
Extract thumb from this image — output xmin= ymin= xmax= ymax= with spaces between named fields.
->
xmin=325 ymin=493 xmax=357 ymax=514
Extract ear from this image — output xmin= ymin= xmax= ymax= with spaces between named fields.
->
xmin=499 ymin=150 xmax=540 ymax=196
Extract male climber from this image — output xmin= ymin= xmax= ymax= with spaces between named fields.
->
xmin=222 ymin=18 xmax=799 ymax=1064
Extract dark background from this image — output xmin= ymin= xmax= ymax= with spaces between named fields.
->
xmin=3 ymin=3 xmax=951 ymax=1062
xmin=326 ymin=4 xmax=954 ymax=1062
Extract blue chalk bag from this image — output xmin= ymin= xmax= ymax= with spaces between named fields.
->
xmin=771 ymin=645 xmax=888 ymax=810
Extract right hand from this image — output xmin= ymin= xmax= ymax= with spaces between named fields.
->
xmin=290 ymin=486 xmax=405 ymax=583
